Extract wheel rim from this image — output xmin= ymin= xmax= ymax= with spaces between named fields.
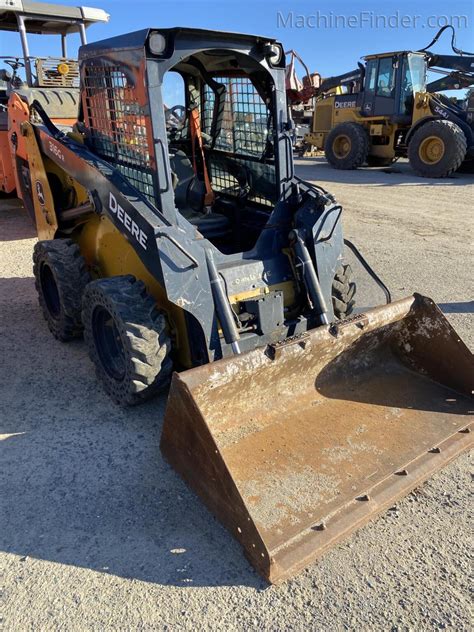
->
xmin=92 ymin=306 xmax=126 ymax=381
xmin=332 ymin=134 xmax=351 ymax=159
xmin=419 ymin=136 xmax=445 ymax=164
xmin=40 ymin=263 xmax=61 ymax=320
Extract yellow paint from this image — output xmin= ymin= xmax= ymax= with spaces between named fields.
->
xmin=21 ymin=122 xmax=58 ymax=239
xmin=76 ymin=214 xmax=193 ymax=368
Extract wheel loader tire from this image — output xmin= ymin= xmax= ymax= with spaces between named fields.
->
xmin=33 ymin=239 xmax=90 ymax=341
xmin=324 ymin=123 xmax=369 ymax=170
xmin=332 ymin=263 xmax=356 ymax=319
xmin=408 ymin=120 xmax=467 ymax=178
xmin=82 ymin=275 xmax=173 ymax=406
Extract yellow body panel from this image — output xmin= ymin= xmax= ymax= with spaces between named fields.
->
xmin=76 ymin=214 xmax=193 ymax=368
xmin=21 ymin=122 xmax=59 ymax=239
xmin=305 ymin=95 xmax=398 ymax=159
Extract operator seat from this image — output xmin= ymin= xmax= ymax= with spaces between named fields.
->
xmin=169 ymin=150 xmax=231 ymax=239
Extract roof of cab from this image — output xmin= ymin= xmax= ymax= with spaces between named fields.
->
xmin=79 ymin=26 xmax=277 ymax=56
xmin=0 ymin=0 xmax=109 ymax=34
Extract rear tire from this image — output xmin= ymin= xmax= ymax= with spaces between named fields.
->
xmin=408 ymin=120 xmax=467 ymax=177
xmin=33 ymin=239 xmax=90 ymax=341
xmin=325 ymin=123 xmax=369 ymax=170
xmin=82 ymin=275 xmax=173 ymax=406
xmin=332 ymin=264 xmax=356 ymax=319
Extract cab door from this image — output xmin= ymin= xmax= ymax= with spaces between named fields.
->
xmin=362 ymin=56 xmax=399 ymax=118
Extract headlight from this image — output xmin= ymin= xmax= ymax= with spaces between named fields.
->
xmin=149 ymin=33 xmax=167 ymax=55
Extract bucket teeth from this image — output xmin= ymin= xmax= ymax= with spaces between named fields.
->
xmin=161 ymin=294 xmax=474 ymax=582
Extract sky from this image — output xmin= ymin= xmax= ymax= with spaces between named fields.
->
xmin=1 ymin=0 xmax=473 ymax=100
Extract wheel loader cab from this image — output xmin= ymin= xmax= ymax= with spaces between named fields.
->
xmin=361 ymin=52 xmax=427 ymax=123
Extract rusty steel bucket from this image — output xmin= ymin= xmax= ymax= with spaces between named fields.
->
xmin=160 ymin=294 xmax=473 ymax=583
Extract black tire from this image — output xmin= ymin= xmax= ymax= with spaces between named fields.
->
xmin=332 ymin=264 xmax=356 ymax=319
xmin=82 ymin=275 xmax=173 ymax=406
xmin=324 ymin=123 xmax=369 ymax=170
xmin=408 ymin=120 xmax=467 ymax=178
xmin=33 ymin=239 xmax=90 ymax=341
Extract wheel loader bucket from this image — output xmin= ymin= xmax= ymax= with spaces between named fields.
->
xmin=160 ymin=294 xmax=473 ymax=583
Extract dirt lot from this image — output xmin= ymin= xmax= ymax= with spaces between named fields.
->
xmin=1 ymin=158 xmax=472 ymax=631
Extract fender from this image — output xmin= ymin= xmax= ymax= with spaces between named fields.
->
xmin=406 ymin=114 xmax=473 ymax=149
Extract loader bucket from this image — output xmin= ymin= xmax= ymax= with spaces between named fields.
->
xmin=160 ymin=294 xmax=473 ymax=583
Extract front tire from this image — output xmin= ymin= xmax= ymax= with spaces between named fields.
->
xmin=408 ymin=120 xmax=467 ymax=177
xmin=82 ymin=276 xmax=173 ymax=406
xmin=325 ymin=123 xmax=369 ymax=170
xmin=332 ymin=264 xmax=356 ymax=319
xmin=33 ymin=239 xmax=90 ymax=341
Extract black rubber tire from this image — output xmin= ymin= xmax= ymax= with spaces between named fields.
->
xmin=33 ymin=239 xmax=90 ymax=341
xmin=82 ymin=275 xmax=173 ymax=406
xmin=408 ymin=120 xmax=467 ymax=178
xmin=332 ymin=264 xmax=356 ymax=319
xmin=324 ymin=123 xmax=369 ymax=170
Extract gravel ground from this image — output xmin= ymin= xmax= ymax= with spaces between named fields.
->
xmin=1 ymin=159 xmax=472 ymax=630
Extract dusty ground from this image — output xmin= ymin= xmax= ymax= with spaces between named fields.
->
xmin=1 ymin=159 xmax=472 ymax=631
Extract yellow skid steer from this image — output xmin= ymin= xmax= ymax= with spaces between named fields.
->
xmin=6 ymin=26 xmax=472 ymax=582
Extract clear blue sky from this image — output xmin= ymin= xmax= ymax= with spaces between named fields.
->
xmin=1 ymin=0 xmax=473 ymax=96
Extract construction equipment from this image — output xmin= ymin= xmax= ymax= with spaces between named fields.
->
xmin=304 ymin=26 xmax=474 ymax=176
xmin=6 ymin=26 xmax=472 ymax=582
xmin=0 ymin=0 xmax=109 ymax=198
xmin=285 ymin=50 xmax=320 ymax=154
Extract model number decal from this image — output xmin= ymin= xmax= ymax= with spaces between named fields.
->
xmin=48 ymin=141 xmax=65 ymax=161
xmin=433 ymin=105 xmax=448 ymax=119
xmin=109 ymin=192 xmax=148 ymax=250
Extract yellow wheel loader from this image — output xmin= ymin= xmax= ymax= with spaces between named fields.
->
xmin=305 ymin=29 xmax=474 ymax=177
xmin=8 ymin=26 xmax=473 ymax=582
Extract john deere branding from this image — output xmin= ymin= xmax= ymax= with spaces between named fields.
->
xmin=335 ymin=99 xmax=357 ymax=109
xmin=109 ymin=192 xmax=148 ymax=250
xmin=35 ymin=181 xmax=45 ymax=206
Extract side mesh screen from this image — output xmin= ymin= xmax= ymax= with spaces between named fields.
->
xmin=82 ymin=65 xmax=156 ymax=203
xmin=203 ymin=76 xmax=276 ymax=208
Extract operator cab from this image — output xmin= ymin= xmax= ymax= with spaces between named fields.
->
xmin=361 ymin=52 xmax=426 ymax=122
xmin=162 ymin=47 xmax=281 ymax=253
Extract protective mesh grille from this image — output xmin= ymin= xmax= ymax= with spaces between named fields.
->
xmin=203 ymin=76 xmax=269 ymax=156
xmin=35 ymin=58 xmax=80 ymax=88
xmin=82 ymin=65 xmax=156 ymax=203
xmin=203 ymin=76 xmax=275 ymax=207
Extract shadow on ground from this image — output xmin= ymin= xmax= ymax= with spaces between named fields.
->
xmin=295 ymin=157 xmax=474 ymax=187
xmin=0 ymin=277 xmax=264 ymax=589
xmin=439 ymin=301 xmax=474 ymax=314
xmin=0 ymin=205 xmax=36 ymax=241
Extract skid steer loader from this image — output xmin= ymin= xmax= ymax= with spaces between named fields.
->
xmin=9 ymin=27 xmax=472 ymax=582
